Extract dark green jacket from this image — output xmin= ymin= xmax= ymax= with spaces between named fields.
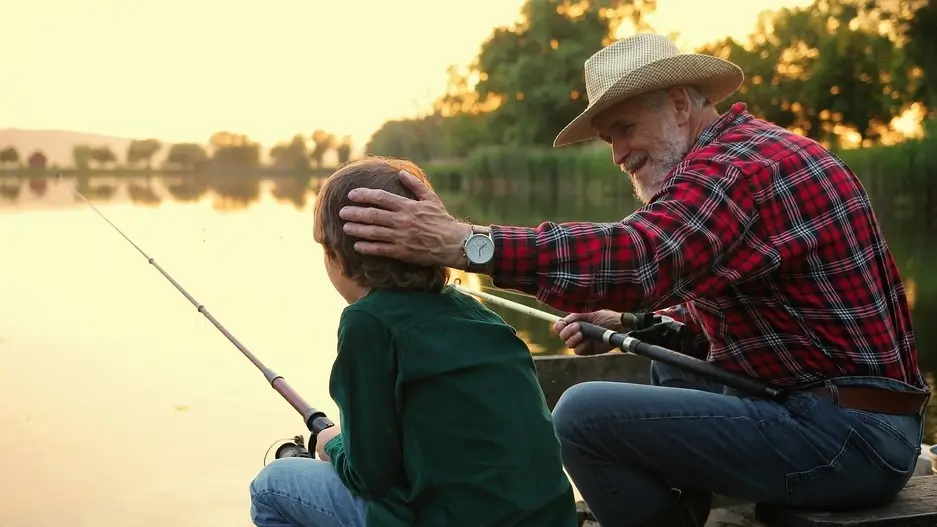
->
xmin=324 ymin=286 xmax=577 ymax=526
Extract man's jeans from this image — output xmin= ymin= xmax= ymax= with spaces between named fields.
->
xmin=552 ymin=361 xmax=928 ymax=526
xmin=250 ymin=457 xmax=368 ymax=527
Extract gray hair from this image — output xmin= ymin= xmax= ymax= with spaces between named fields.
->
xmin=637 ymin=86 xmax=709 ymax=110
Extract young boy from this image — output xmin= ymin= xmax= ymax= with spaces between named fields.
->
xmin=249 ymin=156 xmax=578 ymax=527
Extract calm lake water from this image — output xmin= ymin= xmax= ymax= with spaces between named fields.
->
xmin=0 ymin=173 xmax=934 ymax=526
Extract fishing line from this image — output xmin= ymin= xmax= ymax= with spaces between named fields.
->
xmin=59 ymin=173 xmax=335 ymax=457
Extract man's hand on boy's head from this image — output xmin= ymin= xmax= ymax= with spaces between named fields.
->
xmin=315 ymin=424 xmax=342 ymax=462
xmin=339 ymin=170 xmax=472 ymax=269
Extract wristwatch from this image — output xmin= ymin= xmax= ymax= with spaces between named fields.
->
xmin=462 ymin=225 xmax=495 ymax=273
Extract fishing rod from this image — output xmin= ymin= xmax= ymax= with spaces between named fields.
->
xmin=59 ymin=173 xmax=334 ymax=460
xmin=474 ymin=285 xmax=669 ymax=329
xmin=452 ymin=283 xmax=786 ymax=402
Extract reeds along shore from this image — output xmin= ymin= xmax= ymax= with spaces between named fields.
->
xmin=421 ymin=121 xmax=937 ymax=200
xmin=1 ymin=120 xmax=934 ymax=200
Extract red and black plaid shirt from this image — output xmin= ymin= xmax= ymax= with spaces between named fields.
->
xmin=488 ymin=102 xmax=927 ymax=390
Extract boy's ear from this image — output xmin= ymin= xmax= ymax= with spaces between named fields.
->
xmin=323 ymin=247 xmax=351 ymax=277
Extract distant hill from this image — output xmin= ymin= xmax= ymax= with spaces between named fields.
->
xmin=0 ymin=128 xmax=359 ymax=169
xmin=0 ymin=128 xmax=170 ymax=168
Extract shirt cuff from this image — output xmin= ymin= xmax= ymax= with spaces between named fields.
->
xmin=488 ymin=224 xmax=539 ymax=291
xmin=323 ymin=433 xmax=344 ymax=461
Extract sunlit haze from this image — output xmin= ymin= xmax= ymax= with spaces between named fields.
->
xmin=1 ymin=3 xmax=935 ymax=525
xmin=2 ymin=0 xmax=813 ymax=151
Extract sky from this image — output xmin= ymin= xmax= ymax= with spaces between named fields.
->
xmin=1 ymin=0 xmax=813 ymax=151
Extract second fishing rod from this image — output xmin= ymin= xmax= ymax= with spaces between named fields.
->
xmin=452 ymin=283 xmax=787 ymax=403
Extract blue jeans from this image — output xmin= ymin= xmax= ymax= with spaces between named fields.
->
xmin=552 ymin=361 xmax=928 ymax=526
xmin=250 ymin=457 xmax=368 ymax=527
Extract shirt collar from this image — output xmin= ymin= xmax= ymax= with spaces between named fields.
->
xmin=690 ymin=102 xmax=753 ymax=152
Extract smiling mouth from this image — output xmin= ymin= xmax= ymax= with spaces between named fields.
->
xmin=623 ymin=154 xmax=648 ymax=175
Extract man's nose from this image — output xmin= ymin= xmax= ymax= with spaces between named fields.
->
xmin=612 ymin=141 xmax=630 ymax=167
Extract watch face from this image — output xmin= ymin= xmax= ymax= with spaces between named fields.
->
xmin=465 ymin=234 xmax=494 ymax=264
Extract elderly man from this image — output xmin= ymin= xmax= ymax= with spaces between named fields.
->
xmin=336 ymin=33 xmax=931 ymax=526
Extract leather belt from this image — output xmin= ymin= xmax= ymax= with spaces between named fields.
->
xmin=805 ymin=385 xmax=930 ymax=416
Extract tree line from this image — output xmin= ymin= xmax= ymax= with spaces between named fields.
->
xmin=0 ymin=147 xmax=46 ymax=170
xmin=365 ymin=0 xmax=937 ymax=162
xmin=4 ymin=0 xmax=934 ymax=175
xmin=0 ymin=129 xmax=355 ymax=173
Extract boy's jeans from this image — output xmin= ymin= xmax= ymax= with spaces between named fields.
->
xmin=250 ymin=457 xmax=368 ymax=527
xmin=552 ymin=361 xmax=928 ymax=526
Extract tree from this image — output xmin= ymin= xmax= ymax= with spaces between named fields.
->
xmin=367 ymin=118 xmax=446 ymax=161
xmin=464 ymin=0 xmax=657 ymax=146
xmin=366 ymin=0 xmax=935 ymax=158
xmin=126 ymin=139 xmax=162 ymax=169
xmin=310 ymin=130 xmax=335 ymax=169
xmin=336 ymin=136 xmax=353 ymax=165
xmin=0 ymin=146 xmax=19 ymax=168
xmin=903 ymin=0 xmax=937 ymax=110
xmin=699 ymin=0 xmax=924 ymax=146
xmin=90 ymin=146 xmax=117 ymax=169
xmin=270 ymin=134 xmax=310 ymax=170
xmin=27 ymin=151 xmax=47 ymax=170
xmin=165 ymin=143 xmax=209 ymax=171
xmin=367 ymin=0 xmax=658 ymax=158
xmin=72 ymin=144 xmax=93 ymax=169
xmin=209 ymin=131 xmax=261 ymax=168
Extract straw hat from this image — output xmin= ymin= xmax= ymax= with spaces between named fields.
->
xmin=553 ymin=33 xmax=744 ymax=147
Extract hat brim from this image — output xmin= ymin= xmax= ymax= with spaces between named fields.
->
xmin=552 ymin=54 xmax=744 ymax=148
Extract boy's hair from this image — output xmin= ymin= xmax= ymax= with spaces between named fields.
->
xmin=313 ymin=155 xmax=450 ymax=292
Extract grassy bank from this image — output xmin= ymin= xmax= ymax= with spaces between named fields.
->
xmin=422 ymin=120 xmax=937 ymax=198
xmin=836 ymin=121 xmax=937 ymax=196
xmin=3 ymin=120 xmax=934 ymax=192
xmin=422 ymin=143 xmax=630 ymax=206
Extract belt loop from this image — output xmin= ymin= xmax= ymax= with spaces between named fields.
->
xmin=827 ymin=383 xmax=840 ymax=406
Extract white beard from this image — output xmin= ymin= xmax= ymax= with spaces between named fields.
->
xmin=630 ymin=117 xmax=690 ymax=204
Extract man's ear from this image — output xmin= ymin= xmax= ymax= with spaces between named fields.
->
xmin=669 ymin=86 xmax=693 ymax=126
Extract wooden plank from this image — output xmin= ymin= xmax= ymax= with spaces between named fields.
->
xmin=575 ymin=500 xmax=763 ymax=527
xmin=755 ymin=476 xmax=937 ymax=526
xmin=532 ymin=353 xmax=650 ymax=410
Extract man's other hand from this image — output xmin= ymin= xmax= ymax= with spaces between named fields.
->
xmin=553 ymin=310 xmax=623 ymax=356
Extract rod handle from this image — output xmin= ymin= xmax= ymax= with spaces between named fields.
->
xmin=577 ymin=321 xmax=786 ymax=402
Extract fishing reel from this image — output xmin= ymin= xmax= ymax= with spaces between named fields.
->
xmin=275 ymin=435 xmax=313 ymax=458
xmin=262 ymin=415 xmax=334 ymax=466
xmin=624 ymin=312 xmax=690 ymax=351
xmin=264 ymin=434 xmax=317 ymax=465
xmin=624 ymin=311 xmax=681 ymax=331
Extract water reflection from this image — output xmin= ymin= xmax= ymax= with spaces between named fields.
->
xmin=0 ymin=172 xmax=933 ymax=526
xmin=128 ymin=178 xmax=161 ymax=207
xmin=166 ymin=176 xmax=211 ymax=203
xmin=0 ymin=179 xmax=21 ymax=201
xmin=0 ymin=175 xmax=343 ymax=526
xmin=78 ymin=175 xmax=118 ymax=200
xmin=0 ymin=174 xmax=316 ymax=213
xmin=27 ymin=178 xmax=48 ymax=198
